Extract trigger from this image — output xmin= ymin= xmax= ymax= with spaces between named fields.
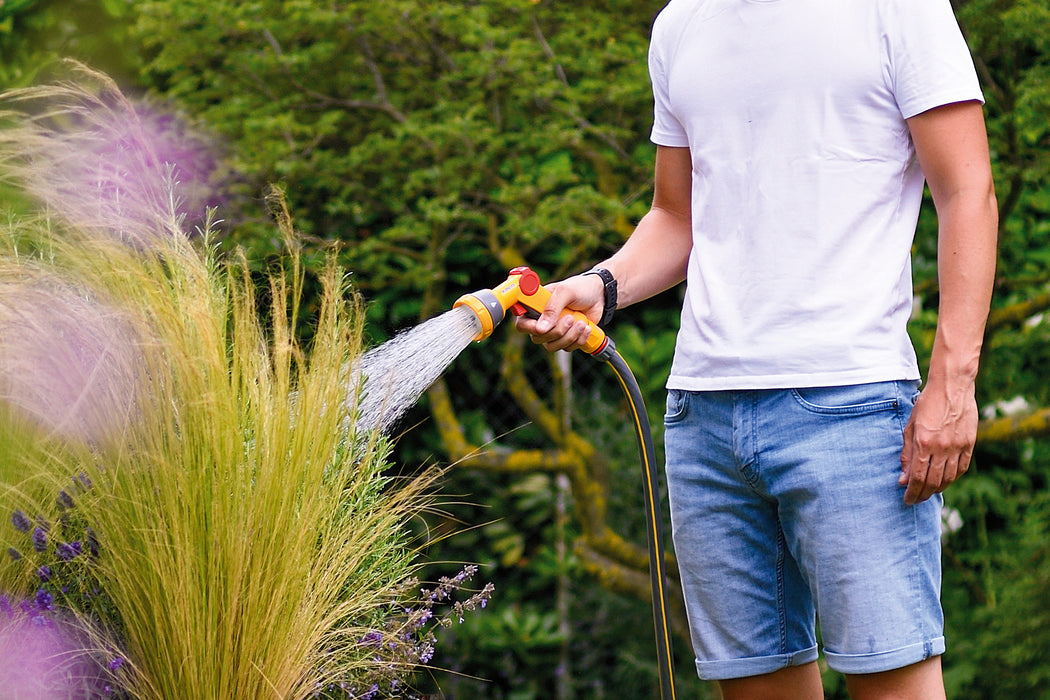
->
xmin=510 ymin=302 xmax=540 ymax=319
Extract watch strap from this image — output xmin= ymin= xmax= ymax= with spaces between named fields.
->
xmin=582 ymin=267 xmax=617 ymax=329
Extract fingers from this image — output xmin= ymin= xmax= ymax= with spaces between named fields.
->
xmin=511 ymin=275 xmax=605 ymax=352
xmin=901 ymin=436 xmax=972 ymax=505
xmin=903 ymin=454 xmax=944 ymax=505
xmin=513 ymin=310 xmax=594 ymax=352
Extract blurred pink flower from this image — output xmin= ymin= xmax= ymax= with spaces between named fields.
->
xmin=0 ymin=595 xmax=112 ymax=699
xmin=0 ymin=62 xmax=221 ymax=244
xmin=0 ymin=273 xmax=143 ymax=444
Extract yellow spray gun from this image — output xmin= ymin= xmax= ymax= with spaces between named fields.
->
xmin=454 ymin=266 xmax=677 ymax=700
xmin=454 ymin=266 xmax=613 ymax=358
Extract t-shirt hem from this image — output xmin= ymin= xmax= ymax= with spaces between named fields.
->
xmin=898 ymin=88 xmax=984 ymax=120
xmin=666 ymin=366 xmax=921 ymax=391
xmin=649 ymin=129 xmax=690 ymax=148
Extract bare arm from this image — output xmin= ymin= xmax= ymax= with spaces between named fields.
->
xmin=900 ymin=100 xmax=998 ymax=504
xmin=514 ymin=145 xmax=693 ymax=351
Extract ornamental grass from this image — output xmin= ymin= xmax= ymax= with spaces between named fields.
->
xmin=0 ymin=63 xmax=485 ymax=699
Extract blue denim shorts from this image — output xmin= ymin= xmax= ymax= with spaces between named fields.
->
xmin=663 ymin=380 xmax=944 ymax=680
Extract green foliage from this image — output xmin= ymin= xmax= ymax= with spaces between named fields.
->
xmin=410 ymin=365 xmax=710 ymax=699
xmin=0 ymin=0 xmax=137 ymax=89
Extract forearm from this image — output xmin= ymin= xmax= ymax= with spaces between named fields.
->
xmin=900 ymin=187 xmax=995 ymax=504
xmin=927 ymin=184 xmax=998 ymax=387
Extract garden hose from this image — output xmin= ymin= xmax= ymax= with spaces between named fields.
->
xmin=455 ymin=267 xmax=677 ymax=700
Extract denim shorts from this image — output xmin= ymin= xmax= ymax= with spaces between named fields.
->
xmin=663 ymin=380 xmax=944 ymax=680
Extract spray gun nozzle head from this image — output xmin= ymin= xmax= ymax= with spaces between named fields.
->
xmin=453 ymin=267 xmax=541 ymax=342
xmin=453 ymin=288 xmax=505 ymax=341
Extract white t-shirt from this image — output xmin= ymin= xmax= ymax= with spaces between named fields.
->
xmin=649 ymin=0 xmax=983 ymax=390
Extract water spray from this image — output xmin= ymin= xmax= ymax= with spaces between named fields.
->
xmin=456 ymin=266 xmax=677 ymax=700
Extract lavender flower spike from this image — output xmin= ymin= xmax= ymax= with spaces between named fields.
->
xmin=56 ymin=541 xmax=82 ymax=561
xmin=34 ymin=588 xmax=54 ymax=612
xmin=10 ymin=510 xmax=31 ymax=533
xmin=32 ymin=526 xmax=47 ymax=553
xmin=57 ymin=490 xmax=75 ymax=510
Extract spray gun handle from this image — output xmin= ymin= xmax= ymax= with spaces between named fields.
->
xmin=507 ymin=267 xmax=610 ymax=357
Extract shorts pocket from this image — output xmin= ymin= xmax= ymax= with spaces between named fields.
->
xmin=790 ymin=382 xmax=900 ymax=416
xmin=664 ymin=389 xmax=689 ymax=425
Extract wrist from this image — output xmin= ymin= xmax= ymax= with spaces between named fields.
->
xmin=926 ymin=343 xmax=982 ymax=386
xmin=923 ymin=360 xmax=979 ymax=399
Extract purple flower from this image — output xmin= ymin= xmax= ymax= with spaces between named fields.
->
xmin=56 ymin=541 xmax=82 ymax=561
xmin=108 ymin=657 xmax=124 ymax=671
xmin=86 ymin=526 xmax=100 ymax=558
xmin=37 ymin=565 xmax=52 ymax=582
xmin=7 ymin=547 xmax=21 ymax=561
xmin=10 ymin=510 xmax=31 ymax=532
xmin=0 ymin=594 xmax=12 ymax=619
xmin=34 ymin=588 xmax=53 ymax=612
xmin=57 ymin=490 xmax=75 ymax=510
xmin=32 ymin=526 xmax=47 ymax=553
xmin=359 ymin=631 xmax=383 ymax=646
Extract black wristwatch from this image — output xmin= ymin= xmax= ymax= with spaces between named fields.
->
xmin=582 ymin=267 xmax=617 ymax=329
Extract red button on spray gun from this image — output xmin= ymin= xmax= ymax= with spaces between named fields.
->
xmin=509 ymin=266 xmax=542 ymax=318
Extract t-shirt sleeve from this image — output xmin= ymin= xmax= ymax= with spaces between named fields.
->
xmin=887 ymin=0 xmax=984 ymax=118
xmin=648 ymin=15 xmax=690 ymax=147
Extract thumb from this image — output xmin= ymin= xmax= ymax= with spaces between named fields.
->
xmin=535 ymin=283 xmax=572 ymax=333
xmin=535 ymin=307 xmax=559 ymax=333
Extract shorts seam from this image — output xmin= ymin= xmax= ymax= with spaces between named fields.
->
xmin=907 ymin=493 xmax=927 ymax=644
xmin=775 ymin=522 xmax=788 ymax=654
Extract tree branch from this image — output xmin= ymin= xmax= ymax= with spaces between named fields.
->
xmin=530 ymin=14 xmax=631 ymax=161
xmin=978 ymin=406 xmax=1050 ymax=444
xmin=261 ymin=27 xmax=409 ymax=124
xmin=985 ymin=292 xmax=1050 ymax=335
